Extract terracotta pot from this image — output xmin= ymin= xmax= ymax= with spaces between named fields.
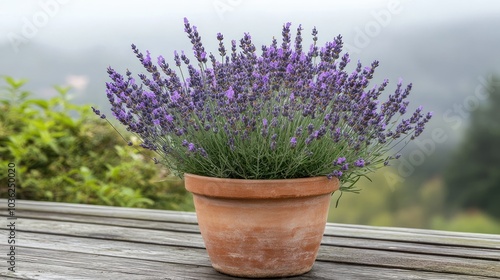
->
xmin=184 ymin=173 xmax=339 ymax=278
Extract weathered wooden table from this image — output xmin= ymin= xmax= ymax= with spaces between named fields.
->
xmin=1 ymin=199 xmax=499 ymax=279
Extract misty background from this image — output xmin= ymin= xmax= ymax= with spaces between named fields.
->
xmin=1 ymin=0 xmax=500 ymax=233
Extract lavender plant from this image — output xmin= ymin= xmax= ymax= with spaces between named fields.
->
xmin=94 ymin=19 xmax=432 ymax=193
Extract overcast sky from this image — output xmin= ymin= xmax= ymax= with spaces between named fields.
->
xmin=2 ymin=0 xmax=500 ymax=51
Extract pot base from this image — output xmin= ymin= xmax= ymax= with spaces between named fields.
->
xmin=213 ymin=264 xmax=313 ymax=279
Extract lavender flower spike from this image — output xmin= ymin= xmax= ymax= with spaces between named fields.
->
xmin=226 ymin=86 xmax=235 ymax=102
xmin=354 ymin=159 xmax=365 ymax=167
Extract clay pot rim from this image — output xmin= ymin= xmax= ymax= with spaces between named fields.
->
xmin=184 ymin=173 xmax=340 ymax=199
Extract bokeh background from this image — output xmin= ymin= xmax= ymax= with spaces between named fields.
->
xmin=1 ymin=0 xmax=500 ymax=233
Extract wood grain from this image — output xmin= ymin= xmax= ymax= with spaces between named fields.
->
xmin=0 ymin=199 xmax=499 ymax=279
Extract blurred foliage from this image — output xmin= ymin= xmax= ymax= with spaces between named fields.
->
xmin=431 ymin=211 xmax=500 ymax=234
xmin=329 ymin=169 xmax=500 ymax=234
xmin=444 ymin=77 xmax=500 ymax=219
xmin=329 ymin=169 xmax=435 ymax=228
xmin=0 ymin=77 xmax=194 ymax=211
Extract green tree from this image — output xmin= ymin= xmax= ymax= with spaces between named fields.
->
xmin=444 ymin=76 xmax=500 ymax=219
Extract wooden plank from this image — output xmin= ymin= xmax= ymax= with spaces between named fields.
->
xmin=0 ymin=199 xmax=198 ymax=224
xmin=0 ymin=245 xmax=220 ymax=280
xmin=318 ymin=246 xmax=500 ymax=278
xmin=0 ymin=245 xmax=496 ymax=280
xmin=4 ymin=218 xmax=500 ymax=277
xmin=8 ymin=210 xmax=200 ymax=234
xmin=8 ymin=218 xmax=205 ymax=248
xmin=3 ymin=199 xmax=499 ymax=249
xmin=325 ymin=227 xmax=500 ymax=249
xmin=8 ymin=217 xmax=498 ymax=262
xmin=328 ymin=236 xmax=500 ymax=261
xmin=329 ymin=223 xmax=500 ymax=241
xmin=4 ymin=212 xmax=499 ymax=259
xmin=0 ymin=275 xmax=32 ymax=279
xmin=2 ymin=199 xmax=499 ymax=278
xmin=3 ymin=199 xmax=499 ymax=240
xmin=5 ymin=199 xmax=500 ymax=240
xmin=14 ymin=231 xmax=500 ymax=280
xmin=6 ymin=212 xmax=499 ymax=262
xmin=15 ymin=231 xmax=212 ymax=267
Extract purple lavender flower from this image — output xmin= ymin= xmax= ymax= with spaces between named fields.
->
xmin=174 ymin=51 xmax=182 ymax=67
xmin=226 ymin=87 xmax=235 ymax=102
xmin=331 ymin=170 xmax=343 ymax=178
xmin=290 ymin=137 xmax=297 ymax=148
xmin=157 ymin=55 xmax=165 ymax=65
xmin=270 ymin=141 xmax=276 ymax=150
xmin=354 ymin=159 xmax=365 ymax=167
xmin=188 ymin=143 xmax=196 ymax=152
xmin=335 ymin=157 xmax=346 ymax=166
xmin=312 ymin=130 xmax=319 ymax=139
xmin=199 ymin=148 xmax=208 ymax=158
xmin=171 ymin=90 xmax=181 ymax=104
xmin=341 ymin=163 xmax=349 ymax=171
xmin=270 ymin=117 xmax=278 ymax=127
xmin=144 ymin=50 xmax=151 ymax=64
xmin=295 ymin=126 xmax=303 ymax=136
xmin=91 ymin=107 xmax=100 ymax=116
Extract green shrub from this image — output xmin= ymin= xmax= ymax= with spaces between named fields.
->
xmin=0 ymin=77 xmax=193 ymax=211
